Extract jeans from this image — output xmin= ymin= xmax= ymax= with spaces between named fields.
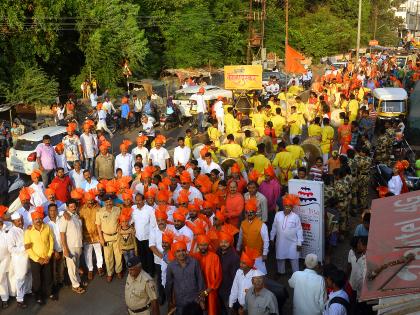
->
xmin=41 ymin=169 xmax=54 ymax=187
xmin=134 ymin=112 xmax=142 ymax=127
xmin=30 ymin=259 xmax=52 ymax=300
xmin=197 ymin=112 xmax=204 ymax=132
xmin=84 ymin=158 xmax=94 ymax=175
xmin=121 ymin=117 xmax=128 ymax=130
xmin=122 ymin=249 xmax=135 ymax=267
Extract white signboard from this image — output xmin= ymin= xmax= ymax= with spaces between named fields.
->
xmin=288 ymin=179 xmax=324 ymax=262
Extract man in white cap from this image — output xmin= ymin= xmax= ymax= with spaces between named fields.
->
xmin=244 ymin=269 xmax=279 ymax=315
xmin=0 ymin=207 xmax=11 ymax=309
xmin=288 ymin=253 xmax=326 ymax=315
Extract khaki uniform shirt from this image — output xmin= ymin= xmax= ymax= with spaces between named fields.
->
xmin=125 ymin=270 xmax=157 ymax=315
xmin=79 ymin=204 xmax=100 ymax=243
xmin=59 ymin=212 xmax=83 ymax=248
xmin=95 ymin=153 xmax=115 ymax=180
xmin=95 ymin=206 xmax=121 ymax=241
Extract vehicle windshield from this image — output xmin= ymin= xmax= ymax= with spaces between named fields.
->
xmin=396 ymin=57 xmax=407 ymax=68
xmin=174 ymin=93 xmax=192 ymax=100
xmin=380 ymin=100 xmax=406 ymax=113
xmin=14 ymin=139 xmax=40 ymax=151
xmin=263 ymin=72 xmax=286 ymax=81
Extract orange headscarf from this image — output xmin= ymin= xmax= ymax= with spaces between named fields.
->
xmin=162 ymin=229 xmax=175 ymax=244
xmin=248 ymin=170 xmax=261 ymax=182
xmin=283 ymin=194 xmax=300 ymax=207
xmin=84 ymin=189 xmax=97 ymax=201
xmin=144 ymin=187 xmax=157 ymax=199
xmin=66 ymin=122 xmax=77 ymax=133
xmin=118 ymin=207 xmax=133 ymax=223
xmin=264 ymin=166 xmax=276 ymax=178
xmin=156 ymin=189 xmax=171 ymax=203
xmin=70 ymin=188 xmax=85 ymax=200
xmin=0 ymin=205 xmax=8 ymax=217
xmin=99 ymin=140 xmax=111 ymax=152
xmin=122 ymin=188 xmax=134 ymax=201
xmin=45 ymin=187 xmax=56 ymax=197
xmin=155 ymin=135 xmax=166 ymax=145
xmin=231 ymin=163 xmax=241 ymax=174
xmin=245 ymin=197 xmax=258 ymax=212
xmin=179 ymin=171 xmax=191 ymax=184
xmin=136 ymin=135 xmax=148 ymax=145
xmin=31 ymin=206 xmax=45 ymax=220
xmin=240 ymin=247 xmax=259 ymax=269
xmin=120 ymin=140 xmax=132 ymax=152
xmin=177 ymin=189 xmax=190 ymax=204
xmin=19 ymin=187 xmax=34 ymax=202
xmin=31 ymin=169 xmax=42 ymax=181
xmin=197 ymin=234 xmax=210 ymax=245
xmin=166 ymin=166 xmax=177 ymax=178
xmin=195 ymin=174 xmax=212 ymax=194
xmin=173 ymin=211 xmax=186 ymax=222
xmin=55 ymin=142 xmax=65 ymax=153
xmin=155 ymin=205 xmax=169 ymax=221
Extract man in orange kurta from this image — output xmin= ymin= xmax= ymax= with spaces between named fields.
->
xmin=224 ymin=181 xmax=245 ymax=227
xmin=192 ymin=234 xmax=223 ymax=315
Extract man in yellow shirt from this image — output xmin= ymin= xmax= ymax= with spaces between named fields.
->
xmin=287 ymin=106 xmax=302 ymax=143
xmin=24 ymin=207 xmax=54 ymax=304
xmin=270 ymin=108 xmax=286 ymax=139
xmin=224 ymin=107 xmax=240 ymax=137
xmin=288 ymin=80 xmax=303 ymax=95
xmin=207 ymin=119 xmax=221 ymax=147
xmin=251 ymin=105 xmax=267 ymax=137
xmin=295 ymin=96 xmax=307 ymax=127
xmin=246 ymin=143 xmax=271 ymax=174
xmin=286 ymin=137 xmax=305 ymax=169
xmin=272 ymin=141 xmax=295 ymax=185
xmin=308 ymin=116 xmax=322 ymax=140
xmin=321 ymin=117 xmax=335 ymax=164
xmin=348 ymin=94 xmax=359 ymax=123
xmin=242 ymin=129 xmax=258 ymax=156
xmin=219 ymin=134 xmax=243 ymax=158
xmin=185 ymin=129 xmax=193 ymax=149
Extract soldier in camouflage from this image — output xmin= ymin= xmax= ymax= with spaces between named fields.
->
xmin=385 ymin=120 xmax=396 ymax=160
xmin=355 ymin=147 xmax=372 ymax=210
xmin=375 ymin=127 xmax=391 ymax=165
xmin=333 ymin=168 xmax=350 ymax=233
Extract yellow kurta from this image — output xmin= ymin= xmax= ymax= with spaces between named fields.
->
xmin=219 ymin=143 xmax=243 ymax=158
xmin=225 ymin=113 xmax=240 ymax=136
xmin=348 ymin=99 xmax=359 ymax=123
xmin=247 ymin=154 xmax=271 ymax=174
xmin=270 ymin=115 xmax=286 ymax=137
xmin=288 ymin=113 xmax=302 ymax=136
xmin=207 ymin=126 xmax=221 ymax=147
xmin=321 ymin=125 xmax=335 ymax=154
xmin=242 ymin=137 xmax=258 ymax=152
xmin=185 ymin=136 xmax=193 ymax=149
xmin=251 ymin=113 xmax=267 ymax=137
xmin=288 ymin=85 xmax=303 ymax=95
xmin=286 ymin=144 xmax=305 ymax=168
xmin=272 ymin=151 xmax=294 ymax=185
xmin=308 ymin=124 xmax=322 ymax=138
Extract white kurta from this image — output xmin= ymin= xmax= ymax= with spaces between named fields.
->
xmin=229 ymin=269 xmax=258 ymax=307
xmin=201 ymin=161 xmax=224 ymax=179
xmin=270 ymin=211 xmax=303 ymax=260
xmin=130 ymin=205 xmax=157 ymax=241
xmin=0 ymin=222 xmax=11 ymax=301
xmin=388 ymin=175 xmax=403 ymax=196
xmin=172 ymin=186 xmax=203 ymax=204
xmin=173 ymin=146 xmax=191 ymax=167
xmin=173 ymin=225 xmax=194 ymax=251
xmin=69 ymin=169 xmax=85 ymax=189
xmin=17 ymin=207 xmax=35 ymax=229
xmin=132 ymin=146 xmax=149 ymax=163
xmin=29 ymin=182 xmax=47 ymax=207
xmin=149 ymin=147 xmax=170 ymax=170
xmin=115 ymin=153 xmax=133 ymax=176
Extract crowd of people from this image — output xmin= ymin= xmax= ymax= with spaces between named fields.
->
xmin=0 ymin=50 xmax=418 ymax=315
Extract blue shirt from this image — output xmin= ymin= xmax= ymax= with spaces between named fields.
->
xmin=354 ymin=224 xmax=369 ymax=237
xmin=144 ymin=101 xmax=152 ymax=115
xmin=121 ymin=103 xmax=130 ymax=119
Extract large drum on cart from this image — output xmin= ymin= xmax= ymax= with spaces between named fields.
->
xmin=193 ymin=143 xmax=205 ymax=160
xmin=220 ymin=158 xmax=237 ymax=177
xmin=301 ymin=137 xmax=322 ymax=170
xmin=331 ymin=109 xmax=345 ymax=128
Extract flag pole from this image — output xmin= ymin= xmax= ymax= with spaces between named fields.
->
xmin=285 ymin=0 xmax=289 ymax=112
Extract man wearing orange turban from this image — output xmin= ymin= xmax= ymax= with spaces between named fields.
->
xmin=63 ymin=122 xmax=83 ymax=169
xmin=29 ymin=169 xmax=48 ymax=207
xmin=80 ymin=120 xmax=97 ymax=174
xmin=227 ymin=163 xmax=247 ymax=194
xmin=192 ymin=233 xmax=222 ymax=315
xmin=17 ymin=187 xmax=35 ymax=228
xmin=115 ymin=140 xmax=133 ymax=177
xmin=237 ymin=198 xmax=269 ymax=274
xmin=259 ymin=165 xmax=281 ymax=230
xmin=132 ymin=135 xmax=149 ymax=166
xmin=95 ymin=140 xmax=115 ymax=180
xmin=149 ymin=134 xmax=170 ymax=171
xmin=172 ymin=210 xmax=193 ymax=251
xmin=270 ymin=193 xmax=303 ymax=275
xmin=173 ymin=171 xmax=203 ymax=205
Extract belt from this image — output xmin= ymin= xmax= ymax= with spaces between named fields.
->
xmin=103 ymin=232 xmax=117 ymax=236
xmin=129 ymin=304 xmax=151 ymax=313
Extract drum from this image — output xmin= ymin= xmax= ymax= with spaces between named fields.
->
xmin=220 ymin=158 xmax=237 ymax=176
xmin=331 ymin=109 xmax=345 ymax=127
xmin=192 ymin=143 xmax=205 ymax=160
xmin=301 ymin=138 xmax=322 ymax=169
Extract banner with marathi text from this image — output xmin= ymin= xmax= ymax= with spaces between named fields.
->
xmin=224 ymin=65 xmax=263 ymax=90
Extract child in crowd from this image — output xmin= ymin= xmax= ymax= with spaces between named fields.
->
xmin=309 ymin=157 xmax=326 ymax=181
xmin=185 ymin=129 xmax=193 ymax=149
xmin=354 ymin=212 xmax=370 ymax=237
xmin=116 ymin=210 xmax=137 ymax=265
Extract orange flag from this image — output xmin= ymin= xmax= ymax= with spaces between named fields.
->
xmin=285 ymin=44 xmax=306 ymax=74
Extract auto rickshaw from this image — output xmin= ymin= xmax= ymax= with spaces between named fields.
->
xmin=372 ymin=88 xmax=408 ymax=121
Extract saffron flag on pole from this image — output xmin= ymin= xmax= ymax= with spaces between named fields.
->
xmin=285 ymin=44 xmax=306 ymax=74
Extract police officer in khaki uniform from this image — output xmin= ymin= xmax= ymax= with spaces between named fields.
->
xmin=96 ymin=195 xmax=122 ymax=282
xmin=125 ymin=256 xmax=160 ymax=315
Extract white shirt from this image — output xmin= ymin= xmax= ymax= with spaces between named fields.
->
xmin=142 ymin=121 xmax=155 ymax=137
xmin=59 ymin=212 xmax=83 ymax=248
xmin=44 ymin=216 xmax=63 ymax=252
xmin=131 ymin=204 xmax=156 ymax=241
xmin=237 ymin=220 xmax=270 ymax=256
xmin=149 ymin=147 xmax=170 ymax=170
xmin=288 ymin=269 xmax=326 ymax=315
xmin=6 ymin=225 xmax=27 ymax=256
xmin=214 ymin=100 xmax=224 ymax=118
xmin=55 ymin=152 xmax=68 ymax=173
xmin=201 ymin=161 xmax=224 ymax=178
xmin=270 ymin=211 xmax=304 ymax=260
xmin=388 ymin=175 xmax=403 ymax=195
xmin=69 ymin=169 xmax=85 ymax=188
xmin=80 ymin=133 xmax=98 ymax=159
xmin=98 ymin=109 xmax=107 ymax=121
xmin=149 ymin=225 xmax=174 ymax=265
xmin=57 ymin=106 xmax=65 ymax=120
xmin=115 ymin=153 xmax=133 ymax=176
xmin=244 ymin=192 xmax=268 ymax=222
xmin=173 ymin=224 xmax=194 ymax=251
xmin=18 ymin=206 xmax=35 ymax=229
xmin=134 ymin=183 xmax=158 ymax=195
xmin=134 ymin=99 xmax=143 ymax=113
xmin=102 ymin=101 xmax=115 ymax=114
xmin=323 ymin=290 xmax=349 ymax=315
xmin=353 ymin=254 xmax=366 ymax=298
xmin=347 ymin=249 xmax=358 ymax=290
xmin=195 ymin=94 xmax=206 ymax=113
xmin=132 ymin=146 xmax=149 ymax=163
xmin=172 ymin=186 xmax=203 ymax=204
xmin=0 ymin=222 xmax=11 ymax=261
xmin=229 ymin=269 xmax=258 ymax=307
xmin=29 ymin=182 xmax=47 ymax=207
xmin=173 ymin=146 xmax=191 ymax=166
xmin=81 ymin=178 xmax=99 ymax=191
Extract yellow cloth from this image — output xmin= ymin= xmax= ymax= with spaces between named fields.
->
xmin=207 ymin=126 xmax=221 ymax=147
xmin=288 ymin=85 xmax=303 ymax=95
xmin=286 ymin=144 xmax=305 ymax=168
xmin=242 ymin=137 xmax=258 ymax=152
xmin=278 ymin=92 xmax=286 ymax=101
xmin=340 ymin=100 xmax=349 ymax=111
xmin=219 ymin=143 xmax=243 ymax=158
xmin=225 ymin=113 xmax=240 ymax=136
xmin=270 ymin=115 xmax=286 ymax=136
xmin=24 ymin=223 xmax=54 ymax=262
xmin=251 ymin=113 xmax=267 ymax=136
xmin=321 ymin=125 xmax=335 ymax=154
xmin=308 ymin=124 xmax=322 ymax=138
xmin=210 ymin=149 xmax=219 ymax=164
xmin=247 ymin=154 xmax=271 ymax=174
xmin=272 ymin=151 xmax=294 ymax=185
xmin=288 ymin=113 xmax=302 ymax=135
xmin=185 ymin=136 xmax=192 ymax=149
xmin=296 ymin=102 xmax=307 ymax=126
xmin=348 ymin=99 xmax=359 ymax=122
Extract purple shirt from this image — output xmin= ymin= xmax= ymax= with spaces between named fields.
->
xmin=259 ymin=179 xmax=281 ymax=212
xmin=35 ymin=143 xmax=56 ymax=170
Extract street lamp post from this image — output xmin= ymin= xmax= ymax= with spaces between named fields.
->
xmin=356 ymin=0 xmax=362 ymax=63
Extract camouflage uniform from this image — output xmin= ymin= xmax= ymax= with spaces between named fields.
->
xmin=385 ymin=128 xmax=396 ymax=159
xmin=375 ymin=134 xmax=391 ymax=165
xmin=324 ymin=184 xmax=336 ymax=204
xmin=334 ymin=178 xmax=350 ymax=232
xmin=355 ymin=155 xmax=372 ymax=209
xmin=348 ymin=157 xmax=359 ymax=209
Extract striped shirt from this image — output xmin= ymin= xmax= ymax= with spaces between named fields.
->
xmin=310 ymin=166 xmax=327 ymax=181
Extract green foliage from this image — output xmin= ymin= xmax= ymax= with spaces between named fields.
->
xmin=0 ymin=65 xmax=58 ymax=105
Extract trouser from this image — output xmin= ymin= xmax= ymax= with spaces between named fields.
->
xmin=84 ymin=158 xmax=94 ymax=175
xmin=136 ymin=239 xmax=155 ymax=276
xmin=30 ymin=259 xmax=52 ymax=300
xmin=41 ymin=169 xmax=55 ymax=187
xmin=103 ymin=239 xmax=122 ymax=276
xmin=338 ymin=200 xmax=349 ymax=232
xmin=97 ymin=121 xmax=113 ymax=137
xmin=358 ymin=175 xmax=370 ymax=210
xmin=218 ymin=295 xmax=230 ymax=315
xmin=197 ymin=112 xmax=204 ymax=132
xmin=65 ymin=247 xmax=82 ymax=288
xmin=266 ymin=211 xmax=276 ymax=234
xmin=12 ymin=254 xmax=29 ymax=302
xmin=134 ymin=112 xmax=142 ymax=126
xmin=121 ymin=117 xmax=128 ymax=130
xmin=277 ymin=258 xmax=299 ymax=274
xmin=216 ymin=116 xmax=224 ymax=133
xmin=84 ymin=243 xmax=103 ymax=272
xmin=0 ymin=258 xmax=10 ymax=302
xmin=122 ymin=249 xmax=135 ymax=266
xmin=155 ymin=263 xmax=165 ymax=304
xmin=51 ymin=252 xmax=65 ymax=293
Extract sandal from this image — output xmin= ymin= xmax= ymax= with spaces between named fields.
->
xmin=72 ymin=287 xmax=86 ymax=294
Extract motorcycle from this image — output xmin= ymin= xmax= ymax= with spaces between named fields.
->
xmin=160 ymin=113 xmax=181 ymax=131
xmin=371 ymin=163 xmax=420 ymax=193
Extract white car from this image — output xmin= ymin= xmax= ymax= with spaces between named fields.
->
xmin=6 ymin=126 xmax=67 ymax=175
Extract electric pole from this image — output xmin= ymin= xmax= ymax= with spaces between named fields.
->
xmin=356 ymin=0 xmax=362 ymax=63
